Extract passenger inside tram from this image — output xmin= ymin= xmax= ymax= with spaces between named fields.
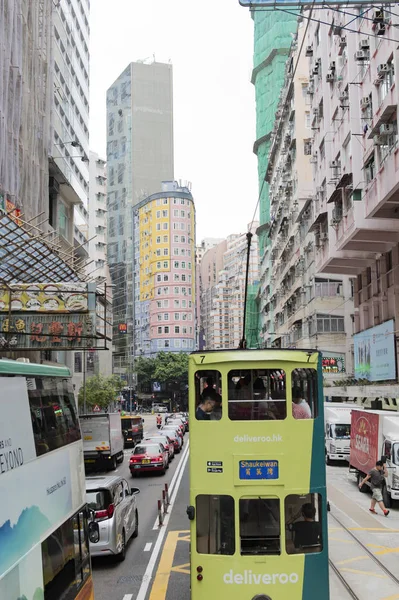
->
xmin=228 ymin=369 xmax=286 ymax=420
xmin=195 ymin=371 xmax=222 ymax=420
xmin=285 ymin=494 xmax=322 ymax=554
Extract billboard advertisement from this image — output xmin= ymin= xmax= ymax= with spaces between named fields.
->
xmin=350 ymin=410 xmax=379 ymax=474
xmin=354 ymin=319 xmax=396 ymax=382
xmin=0 ymin=282 xmax=95 ymax=313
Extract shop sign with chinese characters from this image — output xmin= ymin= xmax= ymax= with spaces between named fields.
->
xmin=0 ymin=282 xmax=95 ymax=313
xmin=0 ymin=314 xmax=96 ymax=350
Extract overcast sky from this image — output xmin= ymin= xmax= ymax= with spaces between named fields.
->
xmin=89 ymin=0 xmax=258 ymax=241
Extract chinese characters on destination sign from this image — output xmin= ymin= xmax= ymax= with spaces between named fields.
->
xmin=239 ymin=459 xmax=279 ymax=480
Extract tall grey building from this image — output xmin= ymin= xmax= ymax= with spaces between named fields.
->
xmin=106 ymin=60 xmax=174 ymax=373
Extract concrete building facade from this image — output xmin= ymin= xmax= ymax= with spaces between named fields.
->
xmin=304 ymin=6 xmax=399 ymax=396
xmin=106 ymin=61 xmax=174 ymax=373
xmin=259 ymin=21 xmax=353 ymax=378
xmin=199 ymin=225 xmax=259 ymax=350
xmin=133 ymin=181 xmax=195 ymax=357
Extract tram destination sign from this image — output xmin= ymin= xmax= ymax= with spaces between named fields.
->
xmin=239 ymin=459 xmax=279 ymax=480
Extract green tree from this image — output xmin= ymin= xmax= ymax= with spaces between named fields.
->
xmin=134 ymin=356 xmax=156 ymax=391
xmin=78 ymin=374 xmax=123 ymax=410
xmin=153 ymin=352 xmax=189 ymax=386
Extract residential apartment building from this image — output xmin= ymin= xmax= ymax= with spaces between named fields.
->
xmin=0 ymin=0 xmax=52 ymax=222
xmin=133 ymin=181 xmax=195 ymax=356
xmin=259 ymin=21 xmax=353 ymax=377
xmin=200 ymin=225 xmax=259 ymax=350
xmin=49 ymin=0 xmax=90 ymax=268
xmin=106 ymin=60 xmax=174 ymax=372
xmin=251 ymin=9 xmax=298 ymax=345
xmin=195 ymin=238 xmax=225 ymax=349
xmin=305 ymin=6 xmax=399 ymax=396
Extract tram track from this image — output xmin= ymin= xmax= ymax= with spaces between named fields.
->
xmin=328 ymin=511 xmax=399 ymax=598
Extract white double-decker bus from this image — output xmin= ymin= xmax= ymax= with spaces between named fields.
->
xmin=0 ymin=359 xmax=94 ymax=600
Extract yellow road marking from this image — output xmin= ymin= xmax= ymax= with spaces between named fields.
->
xmin=380 ymin=595 xmax=399 ymax=600
xmin=336 ymin=556 xmax=369 ymax=566
xmin=171 ymin=562 xmax=190 ymax=575
xmin=150 ymin=531 xmax=180 ymax=600
xmin=375 ymin=546 xmax=399 ymax=556
xmin=340 ymin=567 xmax=387 ymax=579
xmin=149 ymin=531 xmax=190 ymax=600
xmin=178 ymin=535 xmax=190 ymax=542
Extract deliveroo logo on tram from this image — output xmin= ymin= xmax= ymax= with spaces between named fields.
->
xmin=223 ymin=570 xmax=299 ymax=585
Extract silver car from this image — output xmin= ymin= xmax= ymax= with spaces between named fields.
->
xmin=86 ymin=475 xmax=140 ymax=561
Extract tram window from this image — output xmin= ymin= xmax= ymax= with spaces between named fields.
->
xmin=196 ymin=495 xmax=235 ymax=555
xmin=291 ymin=369 xmax=318 ymax=419
xmin=227 ymin=369 xmax=286 ymax=420
xmin=285 ymin=493 xmax=323 ymax=554
xmin=195 ymin=370 xmax=222 ymax=421
xmin=239 ymin=497 xmax=280 ymax=555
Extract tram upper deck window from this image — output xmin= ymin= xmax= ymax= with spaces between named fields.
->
xmin=196 ymin=495 xmax=235 ymax=555
xmin=285 ymin=493 xmax=323 ymax=554
xmin=228 ymin=369 xmax=286 ymax=420
xmin=239 ymin=498 xmax=280 ymax=555
xmin=195 ymin=370 xmax=222 ymax=421
xmin=291 ymin=369 xmax=318 ymax=419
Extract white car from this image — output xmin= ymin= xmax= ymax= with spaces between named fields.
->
xmin=86 ymin=475 xmax=140 ymax=561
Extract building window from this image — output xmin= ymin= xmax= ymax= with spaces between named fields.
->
xmin=182 ymin=300 xmax=186 ymax=308
xmin=156 ymin=250 xmax=161 ymax=256
xmin=182 ymin=274 xmax=186 ymax=282
xmin=174 ymin=287 xmax=179 ymax=294
xmin=174 ymin=209 xmax=179 ymax=217
xmin=163 ymin=235 xmax=168 ymax=242
xmin=164 ymin=326 xmax=170 ymax=334
xmin=163 ymin=223 xmax=168 ymax=230
xmin=174 ymin=274 xmax=180 ymax=281
xmin=157 ymin=274 xmax=162 ymax=282
xmin=157 ymin=262 xmax=161 ymax=269
xmin=174 ymin=235 xmax=179 ymax=242
xmin=175 ymin=313 xmax=180 ymax=320
xmin=157 ymin=301 xmax=162 ymax=308
xmin=175 ymin=326 xmax=180 ymax=334
xmin=314 ymin=314 xmax=345 ymax=333
xmin=174 ymin=300 xmax=180 ymax=307
xmin=181 ymin=210 xmax=185 ymax=218
xmin=174 ymin=261 xmax=179 ymax=268
xmin=163 ymin=261 xmax=168 ymax=268
xmin=305 ymin=112 xmax=311 ymax=128
xmin=163 ymin=300 xmax=169 ymax=308
xmin=164 ymin=275 xmax=169 ymax=282
xmin=158 ymin=314 xmax=162 ymax=321
xmin=158 ymin=327 xmax=162 ymax=334
xmin=164 ymin=248 xmax=168 ymax=256
xmin=156 ymin=223 xmax=161 ymax=231
xmin=181 ymin=236 xmax=186 ymax=243
xmin=180 ymin=222 xmax=185 ymax=230
xmin=156 ymin=211 xmax=161 ymax=218
xmin=365 ymin=153 xmax=375 ymax=183
xmin=162 ymin=210 xmax=168 ymax=217
xmin=156 ymin=236 xmax=161 ymax=243
xmin=163 ymin=198 xmax=168 ymax=205
xmin=175 ymin=339 xmax=181 ymax=348
xmin=182 ymin=261 xmax=186 ymax=269
xmin=173 ymin=198 xmax=179 ymax=204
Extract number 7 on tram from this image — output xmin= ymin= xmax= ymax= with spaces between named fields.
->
xmin=187 ymin=349 xmax=329 ymax=600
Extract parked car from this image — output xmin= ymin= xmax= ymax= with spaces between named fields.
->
xmin=86 ymin=475 xmax=139 ymax=562
xmin=129 ymin=442 xmax=169 ymax=476
xmin=162 ymin=424 xmax=184 ymax=443
xmin=160 ymin=427 xmax=182 ymax=453
xmin=144 ymin=434 xmax=175 ymax=462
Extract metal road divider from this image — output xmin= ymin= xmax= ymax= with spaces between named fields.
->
xmin=157 ymin=483 xmax=170 ymax=527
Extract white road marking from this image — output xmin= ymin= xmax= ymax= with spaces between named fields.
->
xmin=123 ymin=595 xmax=133 ymax=600
xmin=152 ymin=440 xmax=190 ymax=530
xmin=144 ymin=542 xmax=152 ymax=552
xmin=136 ymin=443 xmax=189 ymax=600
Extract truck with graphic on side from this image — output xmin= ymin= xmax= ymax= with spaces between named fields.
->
xmin=349 ymin=409 xmax=399 ymax=507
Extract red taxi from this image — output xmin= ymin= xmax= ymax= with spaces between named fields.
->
xmin=129 ymin=442 xmax=168 ymax=477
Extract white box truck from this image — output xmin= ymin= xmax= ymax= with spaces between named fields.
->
xmin=80 ymin=413 xmax=124 ymax=471
xmin=324 ymin=403 xmax=360 ymax=464
xmin=349 ymin=409 xmax=399 ymax=507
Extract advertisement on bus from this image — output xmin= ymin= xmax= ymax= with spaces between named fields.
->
xmin=350 ymin=410 xmax=380 ymax=474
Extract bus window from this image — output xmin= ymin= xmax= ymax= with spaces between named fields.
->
xmin=195 ymin=370 xmax=222 ymax=421
xmin=228 ymin=369 xmax=286 ymax=420
xmin=239 ymin=497 xmax=280 ymax=555
xmin=285 ymin=494 xmax=323 ymax=554
xmin=291 ymin=369 xmax=318 ymax=419
xmin=196 ymin=495 xmax=235 ymax=555
xmin=28 ymin=378 xmax=81 ymax=456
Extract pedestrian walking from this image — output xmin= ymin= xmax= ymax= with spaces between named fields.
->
xmin=359 ymin=460 xmax=390 ymax=516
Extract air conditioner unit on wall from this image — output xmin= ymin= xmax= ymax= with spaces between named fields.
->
xmin=326 ymin=73 xmax=335 ymax=83
xmin=355 ymin=50 xmax=369 ymax=61
xmin=360 ymin=97 xmax=370 ymax=109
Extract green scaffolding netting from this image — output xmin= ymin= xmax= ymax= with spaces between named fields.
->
xmin=247 ymin=10 xmax=298 ymax=347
